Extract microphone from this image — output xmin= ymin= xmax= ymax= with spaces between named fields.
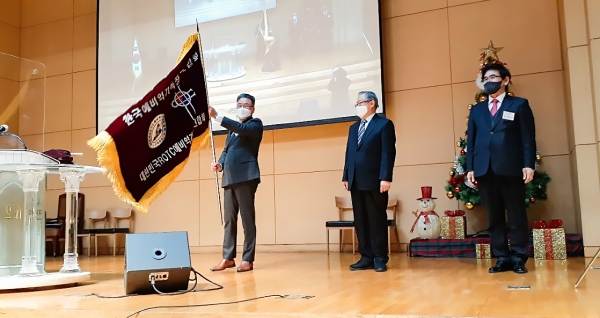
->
xmin=0 ymin=124 xmax=9 ymax=133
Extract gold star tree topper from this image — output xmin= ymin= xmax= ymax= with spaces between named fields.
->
xmin=479 ymin=40 xmax=505 ymax=66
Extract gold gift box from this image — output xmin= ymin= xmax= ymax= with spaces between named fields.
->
xmin=475 ymin=243 xmax=491 ymax=259
xmin=440 ymin=216 xmax=466 ymax=239
xmin=532 ymin=228 xmax=567 ymax=260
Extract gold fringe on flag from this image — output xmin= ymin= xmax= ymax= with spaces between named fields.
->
xmin=88 ymin=33 xmax=212 ymax=213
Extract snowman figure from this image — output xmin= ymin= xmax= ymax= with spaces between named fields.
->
xmin=410 ymin=186 xmax=441 ymax=239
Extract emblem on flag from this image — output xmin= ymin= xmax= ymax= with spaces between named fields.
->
xmin=147 ymin=114 xmax=167 ymax=149
xmin=172 ymin=87 xmax=200 ymax=123
xmin=88 ymin=34 xmax=210 ymax=213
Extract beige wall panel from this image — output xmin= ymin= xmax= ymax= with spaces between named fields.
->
xmin=74 ymin=0 xmax=97 ymax=16
xmin=0 ymin=0 xmax=21 ymax=28
xmin=386 ymin=85 xmax=455 ymax=166
xmin=381 ymin=0 xmax=447 ymax=18
xmin=72 ymin=70 xmax=96 ymax=130
xmin=449 ymin=0 xmax=561 ymax=82
xmin=21 ymin=0 xmax=73 ymax=28
xmin=383 ymin=9 xmax=451 ymax=91
xmin=567 ymin=46 xmax=596 ymax=145
xmin=73 ymin=13 xmax=96 ymax=72
xmin=44 ymin=74 xmax=72 ymax=133
xmin=273 ymin=123 xmax=350 ymax=175
xmin=0 ymin=22 xmax=20 ymax=56
xmin=21 ymin=19 xmax=73 ymax=77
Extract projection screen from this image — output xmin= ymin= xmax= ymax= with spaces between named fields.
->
xmin=97 ymin=0 xmax=384 ymax=133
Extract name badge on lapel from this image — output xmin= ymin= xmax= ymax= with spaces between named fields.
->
xmin=502 ymin=111 xmax=515 ymax=121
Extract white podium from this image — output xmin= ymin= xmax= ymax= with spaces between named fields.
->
xmin=0 ymin=149 xmax=104 ymax=290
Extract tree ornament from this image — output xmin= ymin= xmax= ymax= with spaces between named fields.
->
xmin=507 ymin=92 xmax=514 ymax=97
xmin=536 ymin=154 xmax=541 ymax=161
xmin=460 ymin=150 xmax=465 ymax=155
xmin=447 ymin=191 xmax=454 ymax=198
xmin=530 ymin=197 xmax=536 ymax=203
xmin=465 ymin=202 xmax=474 ymax=210
xmin=449 ymin=170 xmax=455 ymax=177
xmin=467 ymin=104 xmax=473 ymax=110
xmin=454 ymin=187 xmax=461 ymax=193
xmin=456 ymin=141 xmax=462 ymax=147
xmin=479 ymin=95 xmax=487 ymax=102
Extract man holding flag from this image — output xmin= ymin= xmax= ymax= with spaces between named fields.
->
xmin=208 ymin=95 xmax=263 ymax=273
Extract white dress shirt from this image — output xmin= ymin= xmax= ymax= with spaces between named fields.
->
xmin=360 ymin=113 xmax=376 ymax=131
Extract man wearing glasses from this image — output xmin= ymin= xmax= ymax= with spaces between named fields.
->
xmin=342 ymin=91 xmax=396 ymax=272
xmin=207 ymin=93 xmax=263 ymax=273
xmin=466 ymin=63 xmax=536 ymax=274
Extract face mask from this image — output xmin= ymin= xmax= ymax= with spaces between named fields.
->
xmin=356 ymin=105 xmax=368 ymax=118
xmin=483 ymin=81 xmax=502 ymax=95
xmin=236 ymin=107 xmax=251 ymax=119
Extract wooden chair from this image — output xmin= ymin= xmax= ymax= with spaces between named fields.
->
xmin=91 ymin=207 xmax=134 ymax=255
xmin=45 ymin=193 xmax=86 ymax=256
xmin=87 ymin=209 xmax=109 ymax=256
xmin=386 ymin=197 xmax=400 ymax=254
xmin=326 ymin=197 xmax=356 ymax=255
xmin=327 ymin=196 xmax=401 ymax=255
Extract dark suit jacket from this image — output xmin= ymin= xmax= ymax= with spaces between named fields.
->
xmin=466 ymin=95 xmax=536 ymax=177
xmin=343 ymin=114 xmax=396 ymax=191
xmin=218 ymin=116 xmax=263 ymax=188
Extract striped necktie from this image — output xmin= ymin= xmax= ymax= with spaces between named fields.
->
xmin=357 ymin=120 xmax=367 ymax=145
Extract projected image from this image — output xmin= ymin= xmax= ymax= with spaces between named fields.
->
xmin=175 ymin=0 xmax=277 ymax=26
xmin=98 ymin=0 xmax=383 ymax=132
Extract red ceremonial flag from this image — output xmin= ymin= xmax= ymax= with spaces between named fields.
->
xmin=88 ymin=34 xmax=210 ymax=212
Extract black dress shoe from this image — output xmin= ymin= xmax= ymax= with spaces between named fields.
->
xmin=349 ymin=259 xmax=374 ymax=271
xmin=513 ymin=262 xmax=528 ymax=274
xmin=489 ymin=261 xmax=513 ymax=273
xmin=374 ymin=264 xmax=387 ymax=272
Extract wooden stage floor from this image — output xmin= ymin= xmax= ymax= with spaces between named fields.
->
xmin=1 ymin=252 xmax=600 ymax=318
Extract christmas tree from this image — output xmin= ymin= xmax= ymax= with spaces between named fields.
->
xmin=445 ymin=41 xmax=551 ymax=210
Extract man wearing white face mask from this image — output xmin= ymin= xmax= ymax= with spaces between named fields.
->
xmin=207 ymin=93 xmax=263 ymax=273
xmin=342 ymin=91 xmax=396 ymax=272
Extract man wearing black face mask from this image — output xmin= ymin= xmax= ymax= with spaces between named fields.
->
xmin=207 ymin=93 xmax=263 ymax=273
xmin=466 ymin=63 xmax=536 ymax=274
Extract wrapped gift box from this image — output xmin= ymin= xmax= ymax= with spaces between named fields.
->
xmin=532 ymin=228 xmax=567 ymax=260
xmin=440 ymin=216 xmax=467 ymax=239
xmin=475 ymin=243 xmax=491 ymax=259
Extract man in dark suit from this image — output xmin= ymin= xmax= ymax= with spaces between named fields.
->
xmin=466 ymin=63 xmax=536 ymax=274
xmin=207 ymin=93 xmax=263 ymax=273
xmin=342 ymin=91 xmax=396 ymax=272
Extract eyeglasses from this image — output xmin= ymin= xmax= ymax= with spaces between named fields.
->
xmin=354 ymin=99 xmax=372 ymax=107
xmin=482 ymin=75 xmax=502 ymax=83
xmin=236 ymin=104 xmax=254 ymax=109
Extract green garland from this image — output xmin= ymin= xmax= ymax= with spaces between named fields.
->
xmin=444 ymin=92 xmax=552 ymax=209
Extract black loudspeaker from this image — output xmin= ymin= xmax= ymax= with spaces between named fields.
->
xmin=124 ymin=231 xmax=191 ymax=295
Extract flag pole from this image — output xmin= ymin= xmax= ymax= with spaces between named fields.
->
xmin=196 ymin=20 xmax=223 ymax=225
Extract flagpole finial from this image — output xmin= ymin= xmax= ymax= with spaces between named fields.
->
xmin=196 ymin=19 xmax=199 ymax=33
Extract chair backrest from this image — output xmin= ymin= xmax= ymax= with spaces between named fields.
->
xmin=334 ymin=195 xmax=398 ymax=221
xmin=87 ymin=209 xmax=108 ymax=229
xmin=386 ymin=196 xmax=398 ymax=221
xmin=57 ymin=193 xmax=85 ymax=230
xmin=334 ymin=196 xmax=353 ymax=221
xmin=109 ymin=207 xmax=134 ymax=230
